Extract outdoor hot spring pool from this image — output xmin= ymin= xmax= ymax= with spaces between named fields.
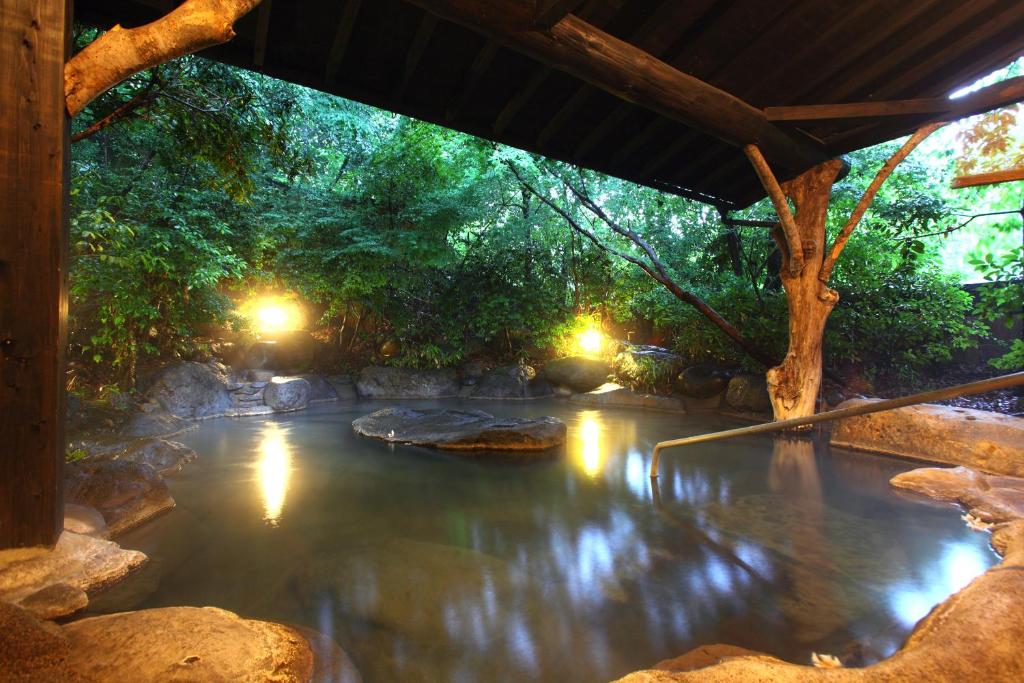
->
xmin=100 ymin=399 xmax=994 ymax=682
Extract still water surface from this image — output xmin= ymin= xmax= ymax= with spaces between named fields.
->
xmin=105 ymin=399 xmax=995 ymax=682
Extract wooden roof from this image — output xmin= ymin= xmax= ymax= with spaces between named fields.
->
xmin=74 ymin=0 xmax=1024 ymax=208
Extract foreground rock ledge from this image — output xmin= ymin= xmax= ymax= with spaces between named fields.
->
xmin=353 ymin=407 xmax=566 ymax=451
xmin=616 ymin=469 xmax=1024 ymax=682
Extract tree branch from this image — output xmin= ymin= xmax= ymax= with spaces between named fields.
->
xmin=743 ymin=144 xmax=804 ymax=277
xmin=65 ymin=0 xmax=262 ymax=117
xmin=820 ymin=122 xmax=945 ymax=282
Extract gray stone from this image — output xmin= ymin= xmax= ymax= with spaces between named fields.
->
xmin=356 ymin=366 xmax=460 ymax=399
xmin=264 ymin=377 xmax=312 ymax=412
xmin=242 ymin=341 xmax=279 ymax=370
xmin=570 ymin=383 xmax=687 ymax=413
xmin=459 ymin=360 xmax=486 ymax=386
xmin=472 ymin=364 xmax=553 ymax=399
xmin=118 ymin=439 xmax=197 ymax=477
xmin=64 ymin=460 xmax=175 ymax=537
xmin=353 ymin=407 xmax=566 ymax=451
xmin=675 ymin=365 xmax=729 ymax=399
xmin=121 ymin=409 xmax=192 ymax=439
xmin=62 ymin=606 xmax=314 ymax=682
xmin=63 ymin=504 xmax=107 ymax=538
xmin=542 ymin=356 xmax=611 ymax=392
xmin=725 ymin=373 xmax=772 ymax=413
xmin=247 ymin=368 xmax=275 ymax=382
xmin=298 ymin=374 xmax=339 ymax=402
xmin=614 ymin=343 xmax=684 ymax=391
xmin=832 ymin=400 xmax=1024 ymax=476
xmin=144 ymin=361 xmax=232 ymax=419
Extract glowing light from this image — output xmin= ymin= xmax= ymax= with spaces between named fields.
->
xmin=577 ymin=413 xmax=605 ymax=478
xmin=241 ymin=296 xmax=304 ymax=335
xmin=576 ymin=328 xmax=605 ymax=356
xmin=257 ymin=423 xmax=292 ymax=526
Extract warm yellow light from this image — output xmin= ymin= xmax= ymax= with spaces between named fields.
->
xmin=258 ymin=423 xmax=292 ymax=526
xmin=242 ymin=296 xmax=304 ymax=335
xmin=576 ymin=328 xmax=604 ymax=356
xmin=577 ymin=413 xmax=605 ymax=478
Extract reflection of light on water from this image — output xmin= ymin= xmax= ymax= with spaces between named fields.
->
xmin=576 ymin=413 xmax=604 ymax=478
xmin=887 ymin=541 xmax=990 ymax=627
xmin=258 ymin=423 xmax=292 ymax=526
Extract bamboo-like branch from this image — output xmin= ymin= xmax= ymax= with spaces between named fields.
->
xmin=819 ymin=122 xmax=945 ymax=283
xmin=65 ymin=0 xmax=262 ymax=117
xmin=742 ymin=144 xmax=804 ymax=277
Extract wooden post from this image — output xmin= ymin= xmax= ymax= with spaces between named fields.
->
xmin=0 ymin=0 xmax=72 ymax=548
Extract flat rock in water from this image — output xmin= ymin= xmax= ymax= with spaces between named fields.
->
xmin=352 ymin=407 xmax=566 ymax=451
xmin=64 ymin=460 xmax=175 ymax=537
xmin=570 ymin=383 xmax=686 ymax=413
xmin=890 ymin=466 xmax=1024 ymax=524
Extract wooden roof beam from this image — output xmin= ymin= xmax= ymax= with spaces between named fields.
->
xmin=534 ymin=0 xmax=587 ymax=29
xmin=394 ymin=12 xmax=439 ymax=102
xmin=766 ymin=75 xmax=1024 ymax=122
xmin=494 ymin=65 xmax=552 ymax=135
xmin=324 ymin=0 xmax=363 ymax=85
xmin=447 ymin=40 xmax=499 ymax=121
xmin=406 ymin=0 xmax=828 ymax=173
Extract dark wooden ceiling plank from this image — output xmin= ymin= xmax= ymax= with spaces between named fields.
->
xmin=253 ymin=0 xmax=272 ymax=68
xmin=493 ymin=65 xmax=552 ymax=135
xmin=573 ymin=102 xmax=634 ymax=159
xmin=393 ymin=12 xmax=439 ymax=101
xmin=324 ymin=0 xmax=364 ymax=84
xmin=607 ymin=117 xmax=673 ymax=168
xmin=446 ymin=40 xmax=500 ymax=121
xmin=534 ymin=0 xmax=588 ymax=29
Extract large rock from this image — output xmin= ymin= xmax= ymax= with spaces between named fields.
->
xmin=120 ymin=409 xmax=192 ymax=439
xmin=64 ymin=461 xmax=174 ymax=537
xmin=353 ymin=407 xmax=566 ymax=451
xmin=570 ymin=383 xmax=686 ymax=413
xmin=264 ymin=377 xmax=312 ymax=412
xmin=675 ymin=365 xmax=730 ymax=399
xmin=327 ymin=375 xmax=358 ymax=401
xmin=472 ymin=364 xmax=553 ymax=399
xmin=0 ymin=531 xmax=147 ymax=618
xmin=63 ymin=504 xmax=107 ymax=539
xmin=62 ymin=606 xmax=314 ymax=682
xmin=542 ymin=356 xmax=611 ymax=392
xmin=725 ymin=373 xmax=772 ymax=413
xmin=241 ymin=340 xmax=279 ymax=370
xmin=0 ymin=601 xmax=75 ymax=680
xmin=117 ymin=438 xmax=197 ymax=477
xmin=614 ymin=343 xmax=684 ymax=391
xmin=832 ymin=401 xmax=1024 ymax=476
xmin=144 ymin=361 xmax=232 ymax=419
xmin=356 ymin=366 xmax=460 ymax=399
xmin=890 ymin=466 xmax=1024 ymax=524
xmin=298 ymin=374 xmax=339 ymax=402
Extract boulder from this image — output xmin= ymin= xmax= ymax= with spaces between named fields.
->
xmin=118 ymin=439 xmax=197 ymax=477
xmin=63 ymin=504 xmax=107 ymax=538
xmin=241 ymin=340 xmax=279 ymax=370
xmin=297 ymin=373 xmax=339 ymax=402
xmin=272 ymin=331 xmax=319 ymax=374
xmin=472 ymin=364 xmax=553 ymax=399
xmin=356 ymin=366 xmax=460 ymax=399
xmin=890 ymin=466 xmax=1024 ymax=524
xmin=64 ymin=461 xmax=174 ymax=537
xmin=120 ymin=409 xmax=192 ymax=439
xmin=542 ymin=356 xmax=611 ymax=392
xmin=353 ymin=407 xmax=566 ymax=451
xmin=61 ymin=606 xmax=314 ymax=682
xmin=832 ymin=401 xmax=1024 ymax=476
xmin=144 ymin=361 xmax=232 ymax=419
xmin=614 ymin=343 xmax=684 ymax=391
xmin=0 ymin=531 xmax=147 ymax=615
xmin=0 ymin=602 xmax=74 ymax=680
xmin=725 ymin=373 xmax=772 ymax=413
xmin=675 ymin=365 xmax=730 ymax=399
xmin=459 ymin=360 xmax=486 ymax=386
xmin=264 ymin=377 xmax=312 ymax=412
xmin=327 ymin=375 xmax=358 ymax=401
xmin=570 ymin=383 xmax=687 ymax=413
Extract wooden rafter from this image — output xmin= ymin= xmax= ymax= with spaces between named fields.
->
xmin=393 ymin=13 xmax=438 ymax=102
xmin=493 ymin=65 xmax=551 ymax=135
xmin=952 ymin=168 xmax=1024 ymax=189
xmin=533 ymin=0 xmax=586 ymax=29
xmin=324 ymin=0 xmax=363 ymax=84
xmin=447 ymin=40 xmax=499 ymax=121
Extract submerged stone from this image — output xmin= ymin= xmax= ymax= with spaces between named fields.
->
xmin=352 ymin=407 xmax=566 ymax=451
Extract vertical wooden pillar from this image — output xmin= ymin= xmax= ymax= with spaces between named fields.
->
xmin=0 ymin=0 xmax=72 ymax=548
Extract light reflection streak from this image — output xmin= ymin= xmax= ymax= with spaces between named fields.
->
xmin=257 ymin=422 xmax=293 ymax=526
xmin=576 ymin=412 xmax=605 ymax=478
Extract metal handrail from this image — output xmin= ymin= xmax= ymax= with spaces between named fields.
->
xmin=650 ymin=371 xmax=1024 ymax=478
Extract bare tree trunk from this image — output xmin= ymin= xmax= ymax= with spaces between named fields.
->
xmin=767 ymin=160 xmax=844 ymax=420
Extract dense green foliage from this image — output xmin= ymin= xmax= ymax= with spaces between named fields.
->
xmin=69 ymin=50 xmax=1022 ymax=391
